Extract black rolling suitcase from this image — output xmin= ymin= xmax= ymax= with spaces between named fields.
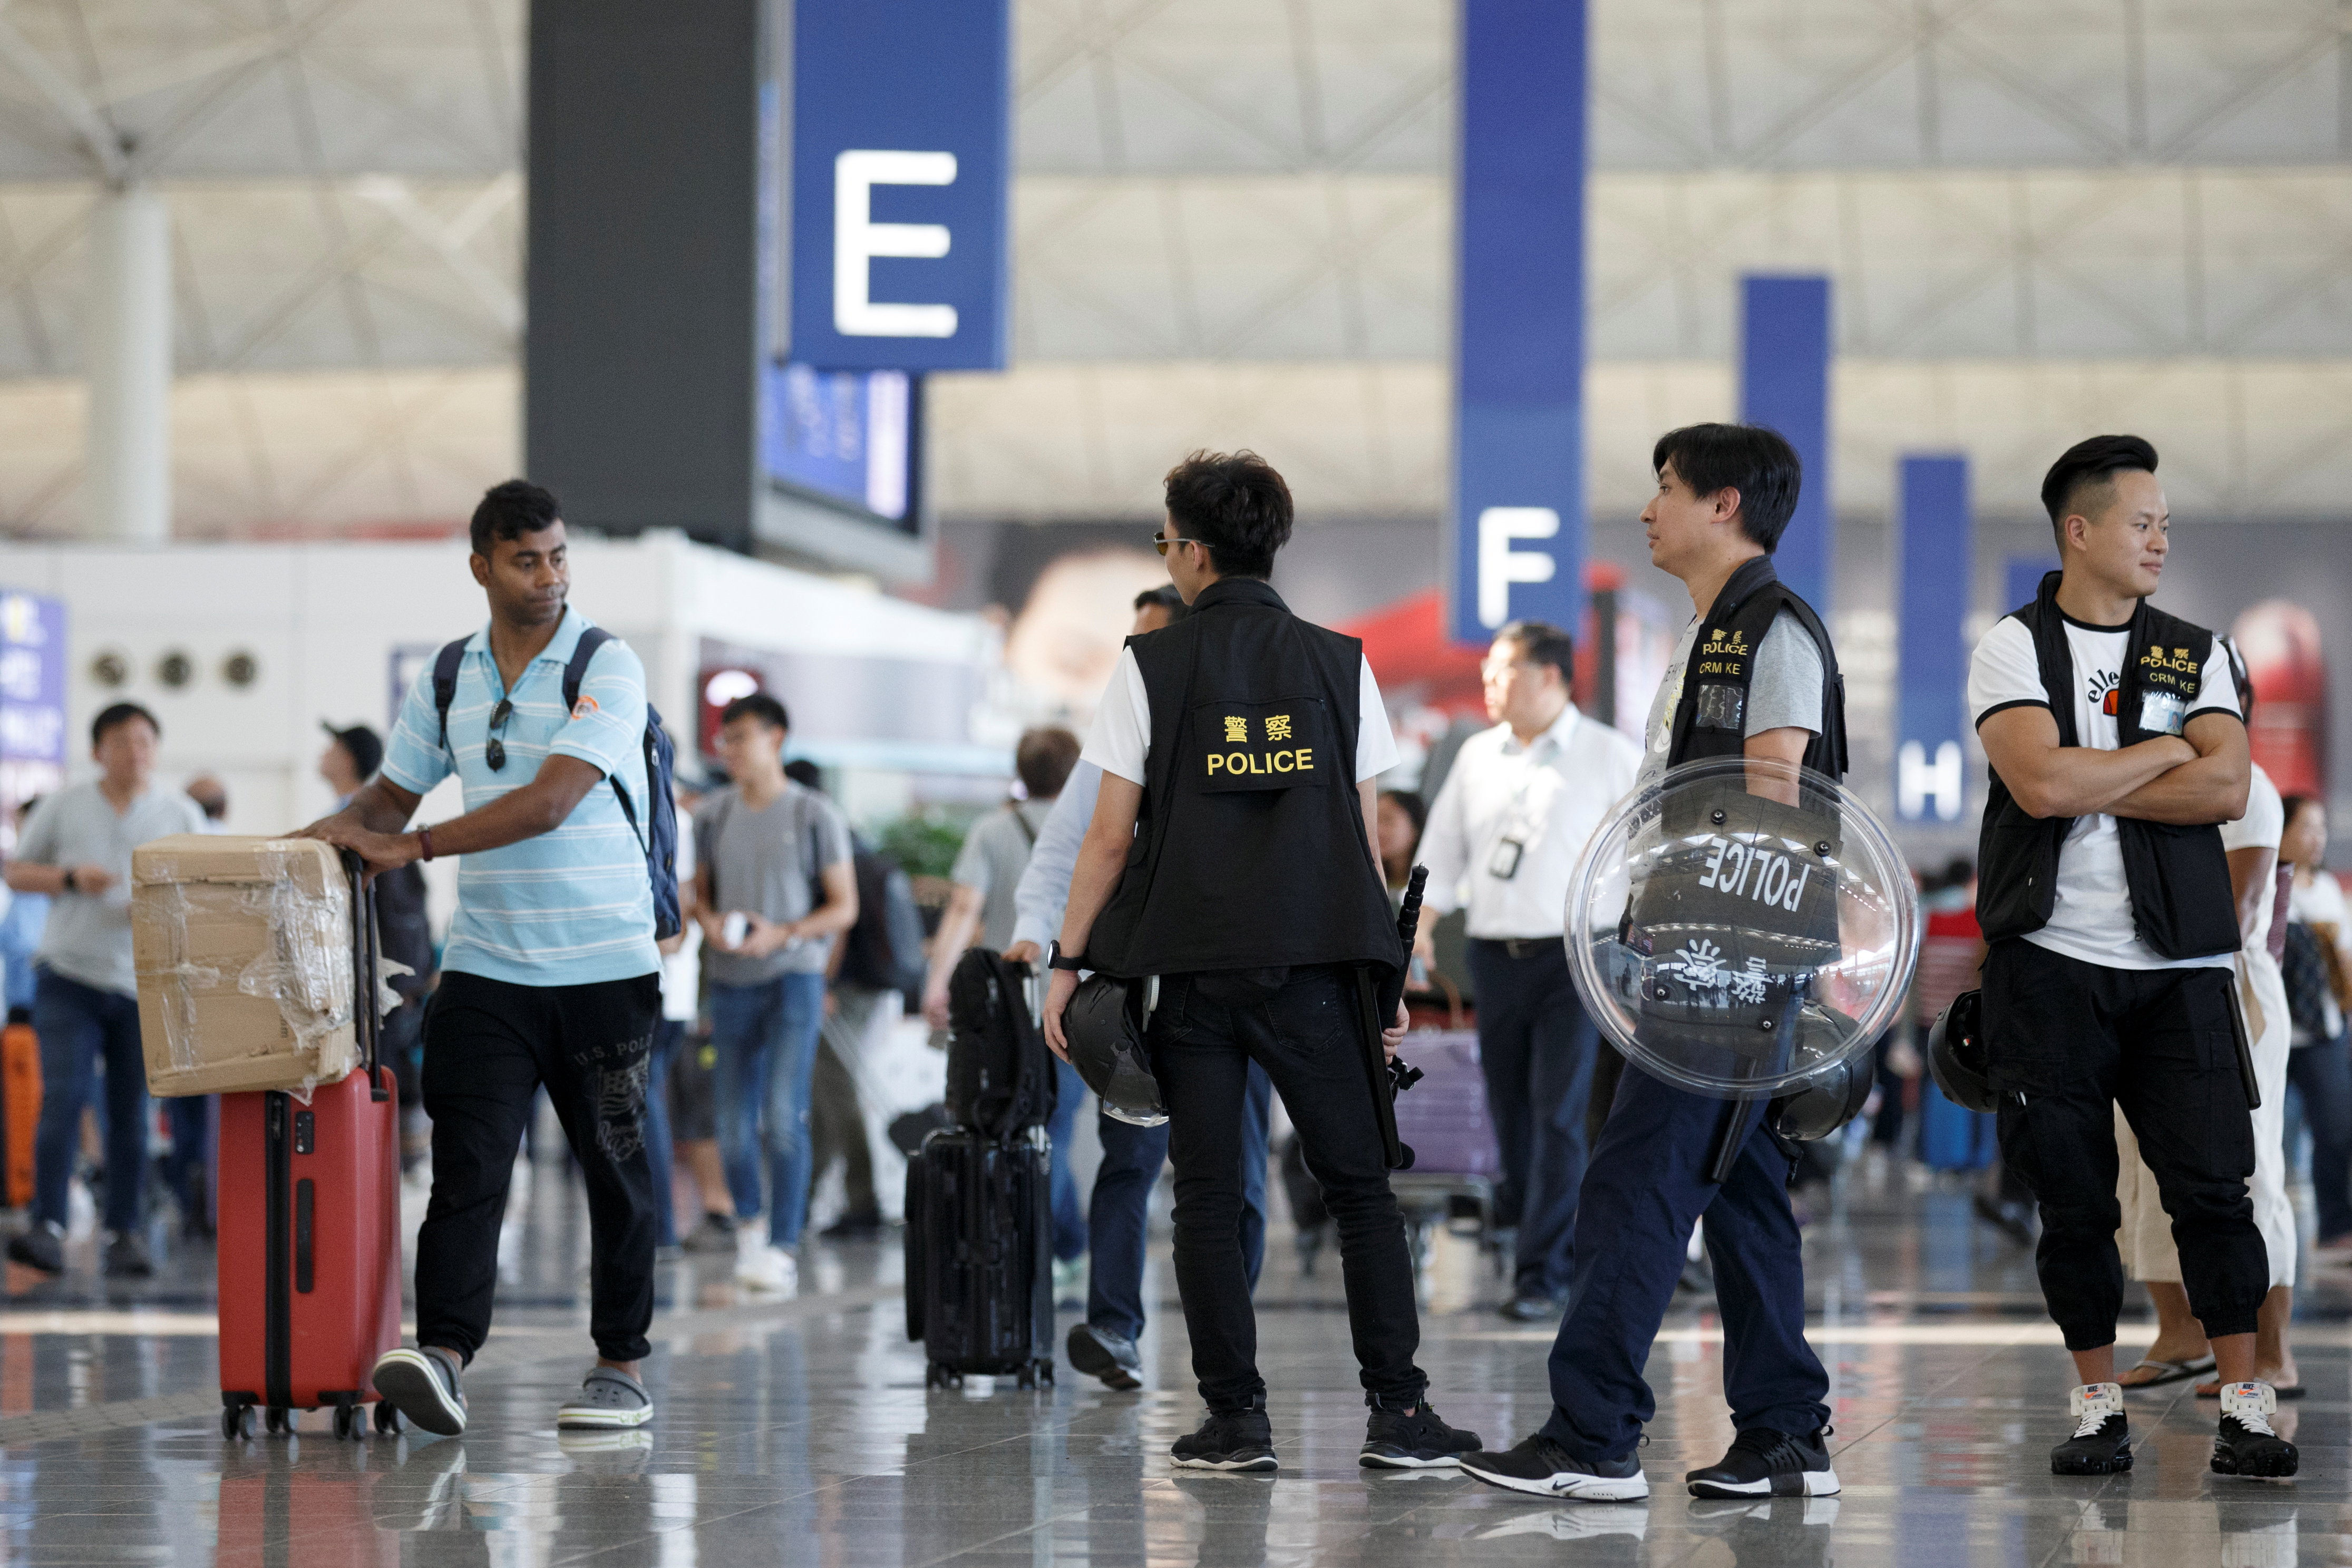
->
xmin=907 ymin=1125 xmax=1054 ymax=1387
xmin=905 ymin=948 xmax=1058 ymax=1388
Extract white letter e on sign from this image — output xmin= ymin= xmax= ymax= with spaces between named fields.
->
xmin=834 ymin=150 xmax=958 ymax=339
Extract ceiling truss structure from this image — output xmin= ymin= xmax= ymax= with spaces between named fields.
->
xmin=0 ymin=0 xmax=2342 ymax=534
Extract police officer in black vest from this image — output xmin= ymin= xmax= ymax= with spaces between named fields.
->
xmin=1041 ymin=450 xmax=1482 ymax=1474
xmin=1463 ymin=424 xmax=1849 ymax=1504
xmin=1967 ymin=434 xmax=2293 ymax=1481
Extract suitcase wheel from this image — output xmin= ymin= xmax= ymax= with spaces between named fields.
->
xmin=264 ymin=1406 xmax=298 ymax=1437
xmin=1017 ymin=1360 xmax=1054 ymax=1390
xmin=925 ymin=1361 xmax=959 ymax=1390
xmin=373 ymin=1401 xmax=404 ymax=1437
xmin=332 ymin=1404 xmax=366 ymax=1442
xmin=221 ymin=1404 xmax=257 ymax=1441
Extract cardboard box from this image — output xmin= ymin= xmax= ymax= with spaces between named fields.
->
xmin=132 ymin=835 xmax=359 ymax=1097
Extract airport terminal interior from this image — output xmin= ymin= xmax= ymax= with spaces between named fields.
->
xmin=0 ymin=0 xmax=2348 ymax=1564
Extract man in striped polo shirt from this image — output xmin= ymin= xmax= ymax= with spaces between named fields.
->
xmin=304 ymin=479 xmax=663 ymax=1437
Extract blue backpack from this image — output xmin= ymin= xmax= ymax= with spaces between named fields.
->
xmin=430 ymin=627 xmax=682 ymax=940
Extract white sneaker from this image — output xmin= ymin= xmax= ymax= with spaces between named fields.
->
xmin=734 ymin=1232 xmax=797 ymax=1293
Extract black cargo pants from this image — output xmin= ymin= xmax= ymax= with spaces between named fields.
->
xmin=1983 ymin=938 xmax=2266 ymax=1349
xmin=415 ymin=971 xmax=662 ymax=1364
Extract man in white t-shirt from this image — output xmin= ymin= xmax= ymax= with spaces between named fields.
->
xmin=1039 ymin=450 xmax=1479 ymax=1475
xmin=1968 ymin=434 xmax=2291 ymax=1481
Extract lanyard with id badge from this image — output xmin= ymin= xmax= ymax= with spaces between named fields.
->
xmin=1486 ymin=739 xmax=1557 ymax=881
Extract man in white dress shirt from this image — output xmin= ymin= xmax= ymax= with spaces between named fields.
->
xmin=1414 ymin=621 xmax=1641 ymax=1319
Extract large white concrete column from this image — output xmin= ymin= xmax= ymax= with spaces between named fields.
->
xmin=82 ymin=186 xmax=172 ymax=542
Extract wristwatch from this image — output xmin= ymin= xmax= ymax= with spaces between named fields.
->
xmin=60 ymin=868 xmax=76 ymax=894
xmin=1045 ymin=941 xmax=1087 ymax=973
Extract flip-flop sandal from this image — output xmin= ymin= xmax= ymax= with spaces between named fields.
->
xmin=2195 ymin=1381 xmax=2305 ymax=1400
xmin=2118 ymin=1355 xmax=2215 ymax=1388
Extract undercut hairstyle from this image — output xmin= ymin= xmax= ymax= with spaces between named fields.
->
xmin=1163 ymin=450 xmax=1294 ymax=580
xmin=1133 ymin=583 xmax=1190 ymax=622
xmin=2039 ymin=435 xmax=2157 ymax=551
xmin=470 ymin=479 xmax=562 ymax=558
xmin=1651 ymin=424 xmax=1803 ymax=552
xmin=720 ymin=693 xmax=791 ymax=733
xmin=1015 ymin=726 xmax=1082 ymax=801
xmin=91 ymin=702 xmax=159 ymax=747
xmin=1495 ymin=619 xmax=1576 ymax=690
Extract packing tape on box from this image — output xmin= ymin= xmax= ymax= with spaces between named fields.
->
xmin=133 ymin=848 xmax=354 ymax=1095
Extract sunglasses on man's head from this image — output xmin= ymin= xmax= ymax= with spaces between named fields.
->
xmin=485 ymin=699 xmax=513 ymax=771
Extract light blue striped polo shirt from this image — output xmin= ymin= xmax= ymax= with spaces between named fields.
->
xmin=382 ymin=605 xmax=659 ymax=987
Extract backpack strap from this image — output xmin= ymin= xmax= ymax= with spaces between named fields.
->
xmin=559 ymin=625 xmax=647 ymax=852
xmin=430 ymin=637 xmax=471 ymax=753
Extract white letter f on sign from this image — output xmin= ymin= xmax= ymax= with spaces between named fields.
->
xmin=1477 ymin=507 xmax=1559 ymax=628
xmin=834 ymin=150 xmax=958 ymax=338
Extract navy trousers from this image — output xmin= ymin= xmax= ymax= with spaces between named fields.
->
xmin=1086 ymin=1060 xmax=1271 ymax=1343
xmin=1463 ymin=938 xmax=1600 ymax=1299
xmin=1540 ymin=1065 xmax=1828 ymax=1463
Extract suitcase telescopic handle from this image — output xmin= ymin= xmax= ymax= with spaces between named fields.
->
xmin=338 ymin=850 xmax=389 ymax=1102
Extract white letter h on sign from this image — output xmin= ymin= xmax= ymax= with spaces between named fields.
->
xmin=1478 ymin=507 xmax=1559 ymax=629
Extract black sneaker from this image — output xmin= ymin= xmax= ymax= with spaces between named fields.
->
xmin=681 ymin=1213 xmax=736 ymax=1254
xmin=2211 ymin=1382 xmax=2298 ymax=1478
xmin=2051 ymin=1382 xmax=2132 ymax=1475
xmin=1460 ymin=1434 xmax=1649 ymax=1501
xmin=1171 ymin=1406 xmax=1277 ymax=1472
xmin=1066 ymin=1323 xmax=1143 ymax=1392
xmin=1360 ymin=1398 xmax=1483 ymax=1469
xmin=103 ymin=1231 xmax=154 ymax=1279
xmin=6 ymin=1221 xmax=62 ymax=1275
xmin=1686 ymin=1424 xmax=1840 ymax=1498
xmin=373 ymin=1346 xmax=469 ymax=1437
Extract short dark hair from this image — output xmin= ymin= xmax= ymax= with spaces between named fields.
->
xmin=2283 ymin=794 xmax=2320 ymax=840
xmin=92 ymin=702 xmax=158 ymax=747
xmin=1378 ymin=788 xmax=1427 ymax=843
xmin=1133 ymin=583 xmax=1190 ymax=622
xmin=720 ymin=693 xmax=790 ymax=733
xmin=1495 ymin=619 xmax=1575 ymax=690
xmin=2222 ymin=638 xmax=2254 ymax=720
xmin=1015 ymin=727 xmax=1081 ymax=801
xmin=1163 ymin=450 xmax=1294 ymax=579
xmin=470 ymin=479 xmax=562 ymax=557
xmin=2040 ymin=435 xmax=2157 ymax=551
xmin=1652 ymin=423 xmax=1803 ymax=551
xmin=783 ymin=758 xmax=824 ymax=792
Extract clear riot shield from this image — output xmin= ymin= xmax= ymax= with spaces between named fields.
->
xmin=1566 ymin=755 xmax=1921 ymax=1104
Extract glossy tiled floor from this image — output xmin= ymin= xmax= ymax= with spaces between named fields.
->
xmin=5 ymin=1148 xmax=2351 ymax=1566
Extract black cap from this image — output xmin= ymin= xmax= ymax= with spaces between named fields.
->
xmin=322 ymin=720 xmax=384 ymax=782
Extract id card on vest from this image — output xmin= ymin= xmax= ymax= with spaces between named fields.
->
xmin=1191 ymin=697 xmax=1333 ymax=792
xmin=1692 ymin=622 xmax=1755 ymax=733
xmin=2132 ymin=641 xmax=2201 ymax=737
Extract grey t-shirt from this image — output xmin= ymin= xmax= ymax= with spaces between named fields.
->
xmin=1637 ymin=608 xmax=1825 ymax=793
xmin=17 ymin=781 xmax=206 ymax=997
xmin=694 ymin=782 xmax=853 ymax=985
xmin=949 ymin=800 xmax=1053 ymax=953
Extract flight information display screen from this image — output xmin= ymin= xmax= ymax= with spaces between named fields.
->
xmin=762 ymin=362 xmax=917 ymax=528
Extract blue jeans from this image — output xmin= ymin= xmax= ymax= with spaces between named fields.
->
xmin=1541 ymin=1067 xmax=1827 ymax=1462
xmin=644 ymin=1018 xmax=688 ymax=1249
xmin=31 ymin=969 xmax=148 ymax=1234
xmin=1086 ymin=1059 xmax=1271 ymax=1344
xmin=712 ymin=973 xmax=827 ymax=1249
xmin=1046 ymin=1057 xmax=1088 ymax=1262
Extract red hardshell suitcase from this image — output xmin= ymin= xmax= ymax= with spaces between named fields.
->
xmin=216 ymin=855 xmax=404 ymax=1440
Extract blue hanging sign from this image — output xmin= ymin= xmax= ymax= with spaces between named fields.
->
xmin=787 ymin=0 xmax=1011 ymax=373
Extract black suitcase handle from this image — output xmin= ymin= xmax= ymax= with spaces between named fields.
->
xmin=337 ymin=850 xmax=387 ymax=1103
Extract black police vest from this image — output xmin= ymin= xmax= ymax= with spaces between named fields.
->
xmin=1975 ymin=571 xmax=2240 ymax=960
xmin=1664 ymin=556 xmax=1849 ymax=781
xmin=1083 ymin=578 xmax=1404 ymax=980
